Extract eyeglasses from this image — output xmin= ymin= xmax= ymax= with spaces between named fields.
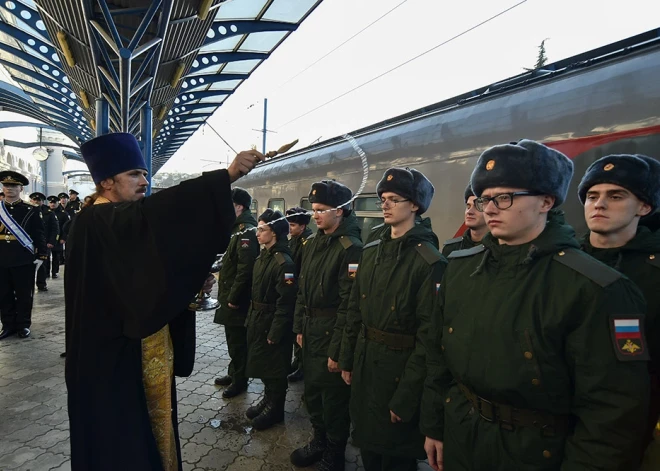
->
xmin=256 ymin=226 xmax=272 ymax=233
xmin=375 ymin=198 xmax=410 ymax=209
xmin=474 ymin=191 xmax=543 ymax=211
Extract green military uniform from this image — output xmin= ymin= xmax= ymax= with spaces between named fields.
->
xmin=365 ymin=216 xmax=439 ymax=246
xmin=293 ymin=212 xmax=362 ymax=443
xmin=340 ymin=223 xmax=447 ymax=465
xmin=421 ymin=211 xmax=651 ymax=470
xmin=581 ymin=226 xmax=660 ymax=452
xmin=441 ymin=228 xmax=481 ymax=257
xmin=289 ymin=226 xmax=313 ymax=375
xmin=246 ymin=239 xmax=297 ymax=404
xmin=214 ymin=210 xmax=260 ymax=385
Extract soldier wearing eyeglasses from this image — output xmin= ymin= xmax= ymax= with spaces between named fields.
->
xmin=421 ymin=140 xmax=650 ymax=471
xmin=442 ymin=185 xmax=487 ymax=257
xmin=577 ymin=154 xmax=660 ymax=466
xmin=340 ymin=167 xmax=447 ymax=471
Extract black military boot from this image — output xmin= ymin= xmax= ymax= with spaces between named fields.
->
xmin=245 ymin=396 xmax=268 ymax=420
xmin=252 ymin=398 xmax=285 ymax=430
xmin=315 ymin=438 xmax=346 ymax=471
xmin=222 ymin=380 xmax=247 ymax=398
xmin=214 ymin=375 xmax=232 ymax=386
xmin=290 ymin=427 xmax=327 ymax=467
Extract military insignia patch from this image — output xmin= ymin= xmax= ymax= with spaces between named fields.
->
xmin=312 ymin=189 xmax=317 ymax=195
xmin=240 ymin=239 xmax=250 ymax=248
xmin=387 ymin=174 xmax=393 ymax=181
xmin=604 ymin=163 xmax=615 ymax=171
xmin=610 ymin=317 xmax=649 ymax=361
xmin=435 ymin=282 xmax=441 ymax=294
xmin=284 ymin=273 xmax=294 ymax=285
xmin=486 ymin=160 xmax=495 ymax=171
xmin=348 ymin=263 xmax=358 ymax=278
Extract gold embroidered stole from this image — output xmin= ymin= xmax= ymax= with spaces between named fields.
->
xmin=95 ymin=195 xmax=178 ymax=470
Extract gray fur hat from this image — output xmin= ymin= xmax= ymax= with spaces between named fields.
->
xmin=470 ymin=139 xmax=574 ymax=208
xmin=231 ymin=187 xmax=252 ymax=210
xmin=376 ymin=167 xmax=434 ymax=215
xmin=464 ymin=184 xmax=475 ymax=203
xmin=258 ymin=209 xmax=290 ymax=240
xmin=309 ymin=180 xmax=353 ymax=215
xmin=578 ymin=154 xmax=660 ymax=211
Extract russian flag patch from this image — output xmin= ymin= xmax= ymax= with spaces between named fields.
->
xmin=611 ymin=317 xmax=648 ymax=361
xmin=435 ymin=282 xmax=441 ymax=294
xmin=348 ymin=263 xmax=358 ymax=278
xmin=284 ymin=273 xmax=294 ymax=285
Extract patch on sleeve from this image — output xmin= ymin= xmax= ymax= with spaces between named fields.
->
xmin=348 ymin=263 xmax=358 ymax=278
xmin=435 ymin=282 xmax=441 ymax=295
xmin=284 ymin=273 xmax=294 ymax=285
xmin=610 ymin=317 xmax=650 ymax=361
xmin=240 ymin=239 xmax=250 ymax=249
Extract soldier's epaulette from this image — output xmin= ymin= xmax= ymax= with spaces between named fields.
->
xmin=363 ymin=239 xmax=381 ymax=249
xmin=370 ymin=223 xmax=385 ymax=232
xmin=274 ymin=252 xmax=287 ymax=266
xmin=646 ymin=253 xmax=660 ymax=269
xmin=448 ymin=245 xmax=485 ymax=259
xmin=415 ymin=241 xmax=443 ymax=265
xmin=443 ymin=236 xmax=463 ymax=246
xmin=553 ymin=248 xmax=621 ymax=287
xmin=339 ymin=235 xmax=354 ymax=250
xmin=306 ymin=232 xmax=316 ymax=240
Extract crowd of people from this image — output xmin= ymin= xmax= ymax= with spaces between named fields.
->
xmin=0 ymin=132 xmax=658 ymax=471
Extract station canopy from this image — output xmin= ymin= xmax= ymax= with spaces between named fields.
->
xmin=0 ymin=0 xmax=323 ymax=173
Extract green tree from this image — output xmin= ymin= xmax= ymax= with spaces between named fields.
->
xmin=525 ymin=39 xmax=549 ymax=71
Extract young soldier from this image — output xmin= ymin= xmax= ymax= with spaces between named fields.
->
xmin=213 ymin=188 xmax=260 ymax=398
xmin=30 ymin=192 xmax=59 ymax=292
xmin=245 ymin=209 xmax=297 ymax=430
xmin=577 ymin=154 xmax=660 ymax=461
xmin=421 ymin=140 xmax=650 ymax=471
xmin=286 ymin=206 xmax=313 ymax=382
xmin=442 ymin=185 xmax=487 ymax=257
xmin=291 ymin=180 xmax=362 ymax=471
xmin=47 ymin=195 xmax=68 ymax=278
xmin=340 ymin=167 xmax=447 ymax=471
xmin=0 ymin=171 xmax=48 ymax=339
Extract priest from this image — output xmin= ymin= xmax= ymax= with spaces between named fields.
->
xmin=64 ymin=132 xmax=264 ymax=471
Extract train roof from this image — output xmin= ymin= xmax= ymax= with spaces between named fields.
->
xmin=264 ymin=27 xmax=660 ymax=165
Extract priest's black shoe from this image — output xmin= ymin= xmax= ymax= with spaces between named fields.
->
xmin=18 ymin=328 xmax=30 ymax=338
xmin=245 ymin=397 xmax=268 ymax=420
xmin=290 ymin=427 xmax=327 ymax=467
xmin=0 ymin=329 xmax=16 ymax=340
xmin=287 ymin=368 xmax=304 ymax=383
xmin=251 ymin=398 xmax=284 ymax=431
xmin=222 ymin=381 xmax=247 ymax=398
xmin=214 ymin=375 xmax=232 ymax=386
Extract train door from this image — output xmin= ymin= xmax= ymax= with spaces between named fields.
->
xmin=353 ymin=195 xmax=384 ymax=242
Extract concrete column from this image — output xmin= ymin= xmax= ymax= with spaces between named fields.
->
xmin=45 ymin=147 xmax=65 ymax=196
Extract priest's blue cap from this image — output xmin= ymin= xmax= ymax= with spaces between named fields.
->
xmin=81 ymin=133 xmax=147 ymax=184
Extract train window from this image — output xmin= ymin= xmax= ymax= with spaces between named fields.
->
xmin=357 ymin=216 xmax=384 ymax=242
xmin=250 ymin=199 xmax=258 ymax=217
xmin=354 ymin=196 xmax=380 ymax=211
xmin=268 ymin=198 xmax=286 ymax=213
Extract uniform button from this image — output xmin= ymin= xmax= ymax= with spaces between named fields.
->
xmin=325 ymin=331 xmax=329 ymax=335
xmin=524 ymin=351 xmax=533 ymax=360
xmin=362 ymin=294 xmax=366 ymax=299
xmin=445 ymin=397 xmax=451 ymax=403
xmin=650 ymin=255 xmax=656 ymax=260
xmin=558 ymin=251 xmax=565 ymax=256
xmin=532 ymin=378 xmax=540 ymax=386
xmin=391 ymin=306 xmax=395 ymax=311
xmin=441 ymin=345 xmax=445 ymax=351
xmin=417 ymin=243 xmax=422 ymax=247
xmin=395 ymin=377 xmax=400 ymax=382
xmin=543 ymin=450 xmax=552 ymax=459
xmin=448 ymin=327 xmax=453 ymax=334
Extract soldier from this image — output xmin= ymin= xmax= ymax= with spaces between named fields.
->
xmin=245 ymin=209 xmax=297 ymax=430
xmin=421 ymin=140 xmax=651 ymax=471
xmin=0 ymin=171 xmax=48 ymax=339
xmin=213 ymin=188 xmax=260 ymax=398
xmin=291 ymin=180 xmax=362 ymax=471
xmin=442 ymin=185 xmax=487 ymax=257
xmin=66 ymin=189 xmax=82 ymax=216
xmin=577 ymin=154 xmax=660 ymax=462
xmin=48 ymin=195 xmax=69 ymax=278
xmin=30 ymin=192 xmax=59 ymax=292
xmin=340 ymin=167 xmax=447 ymax=471
xmin=286 ymin=206 xmax=313 ymax=383
xmin=58 ymin=192 xmax=69 ymax=264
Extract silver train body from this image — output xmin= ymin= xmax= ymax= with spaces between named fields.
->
xmin=236 ymin=30 xmax=660 ymax=242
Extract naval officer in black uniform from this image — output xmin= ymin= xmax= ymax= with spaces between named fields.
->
xmin=0 ymin=171 xmax=48 ymax=339
xmin=31 ymin=192 xmax=60 ymax=292
xmin=48 ymin=195 xmax=68 ymax=278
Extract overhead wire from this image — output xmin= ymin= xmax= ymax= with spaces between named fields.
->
xmin=274 ymin=0 xmax=529 ymax=130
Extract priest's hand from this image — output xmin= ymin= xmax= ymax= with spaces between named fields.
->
xmin=227 ymin=150 xmax=266 ymax=183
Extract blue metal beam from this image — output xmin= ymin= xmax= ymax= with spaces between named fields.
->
xmin=180 ymin=73 xmax=249 ymax=91
xmin=174 ymin=90 xmax=231 ymax=103
xmin=97 ymin=0 xmax=124 ymax=49
xmin=127 ymin=0 xmax=162 ymax=52
xmin=140 ymin=105 xmax=153 ymax=195
xmin=189 ymin=51 xmax=268 ymax=74
xmin=4 ymin=139 xmax=79 ymax=151
xmin=144 ymin=0 xmax=173 ymax=101
xmin=203 ymin=20 xmax=298 ymax=47
xmin=95 ymin=98 xmax=110 ymax=136
xmin=0 ymin=44 xmax=66 ymax=86
xmin=0 ymin=121 xmax=61 ymax=132
xmin=0 ymin=23 xmax=59 ymax=66
xmin=0 ymin=1 xmax=49 ymax=42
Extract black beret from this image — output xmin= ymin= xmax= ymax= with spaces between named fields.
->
xmin=258 ymin=209 xmax=290 ymax=240
xmin=286 ymin=206 xmax=311 ymax=225
xmin=58 ymin=193 xmax=68 ymax=199
xmin=376 ymin=167 xmax=435 ymax=215
xmin=464 ymin=184 xmax=475 ymax=203
xmin=309 ymin=180 xmax=353 ymax=214
xmin=47 ymin=195 xmax=59 ymax=203
xmin=470 ymin=139 xmax=573 ymax=207
xmin=578 ymin=154 xmax=660 ymax=211
xmin=231 ymin=187 xmax=252 ymax=210
xmin=30 ymin=192 xmax=46 ymax=201
xmin=0 ymin=170 xmax=29 ymax=186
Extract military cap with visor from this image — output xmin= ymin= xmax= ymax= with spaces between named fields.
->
xmin=30 ymin=192 xmax=46 ymax=201
xmin=0 ymin=170 xmax=29 ymax=186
